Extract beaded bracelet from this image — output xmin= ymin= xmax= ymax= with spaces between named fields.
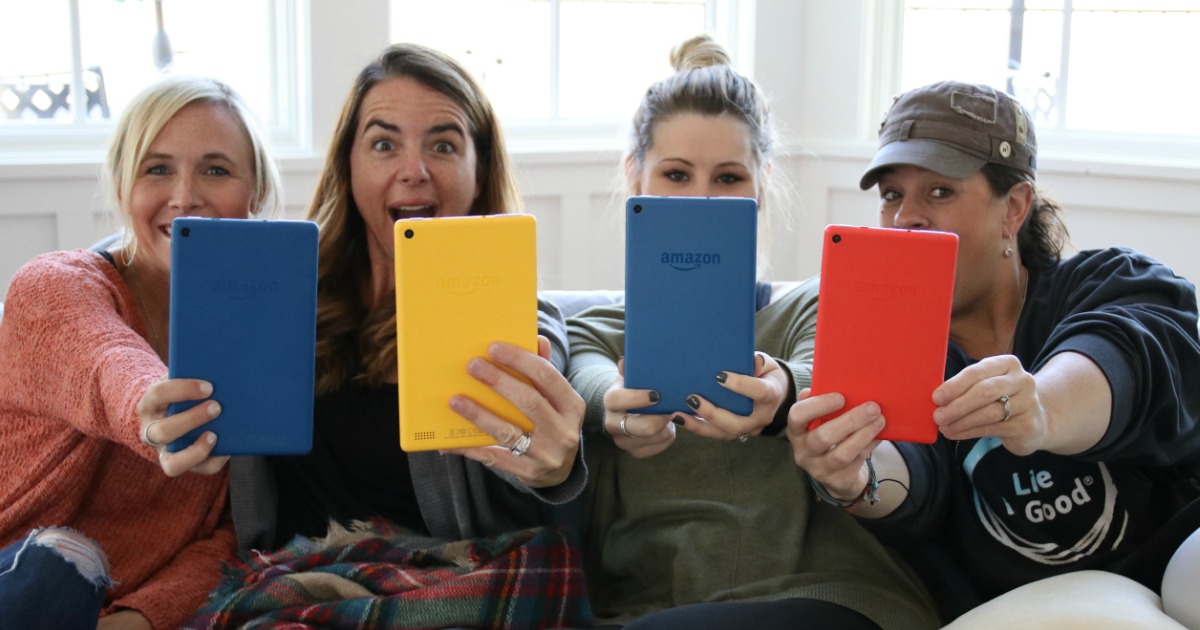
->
xmin=809 ymin=457 xmax=880 ymax=510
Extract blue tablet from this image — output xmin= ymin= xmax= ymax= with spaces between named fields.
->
xmin=166 ymin=217 xmax=318 ymax=455
xmin=624 ymin=196 xmax=757 ymax=416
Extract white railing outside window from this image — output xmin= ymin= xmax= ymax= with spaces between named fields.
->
xmin=0 ymin=0 xmax=305 ymax=163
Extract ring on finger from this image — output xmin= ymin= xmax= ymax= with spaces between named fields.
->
xmin=142 ymin=419 xmax=167 ymax=449
xmin=510 ymin=432 xmax=533 ymax=457
xmin=737 ymin=433 xmax=749 ymax=443
xmin=619 ymin=413 xmax=637 ymax=439
xmin=999 ymin=394 xmax=1013 ymax=422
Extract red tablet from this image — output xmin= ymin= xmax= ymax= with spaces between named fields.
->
xmin=808 ymin=225 xmax=958 ymax=443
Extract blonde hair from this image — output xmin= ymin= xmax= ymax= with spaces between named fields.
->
xmin=626 ymin=35 xmax=777 ymax=198
xmin=625 ymin=35 xmax=790 ymax=274
xmin=103 ymin=75 xmax=281 ymax=262
xmin=308 ymin=43 xmax=519 ymax=393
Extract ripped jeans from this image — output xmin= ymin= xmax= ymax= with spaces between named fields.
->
xmin=0 ymin=528 xmax=110 ymax=629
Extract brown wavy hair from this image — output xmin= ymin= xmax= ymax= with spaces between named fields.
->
xmin=307 ymin=43 xmax=519 ymax=393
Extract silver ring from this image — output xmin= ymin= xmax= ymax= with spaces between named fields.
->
xmin=619 ymin=414 xmax=636 ymax=438
xmin=510 ymin=433 xmax=532 ymax=457
xmin=142 ymin=419 xmax=167 ymax=449
xmin=999 ymin=394 xmax=1012 ymax=422
xmin=737 ymin=433 xmax=749 ymax=443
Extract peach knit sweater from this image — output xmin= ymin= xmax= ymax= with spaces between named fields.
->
xmin=0 ymin=251 xmax=234 ymax=629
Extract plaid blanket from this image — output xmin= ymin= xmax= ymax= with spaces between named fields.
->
xmin=182 ymin=520 xmax=593 ymax=629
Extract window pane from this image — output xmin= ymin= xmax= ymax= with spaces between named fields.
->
xmin=1075 ymin=0 xmax=1197 ymax=9
xmin=901 ymin=6 xmax=1012 ymax=90
xmin=0 ymin=0 xmax=278 ymax=134
xmin=1065 ymin=8 xmax=1200 ymax=134
xmin=901 ymin=1 xmax=1200 ymax=138
xmin=1013 ymin=9 xmax=1063 ymax=125
xmin=0 ymin=1 xmax=76 ymax=124
xmin=391 ymin=0 xmax=552 ymax=120
xmin=77 ymin=0 xmax=273 ymax=129
xmin=149 ymin=1 xmax=274 ymax=121
xmin=558 ymin=0 xmax=705 ymax=119
xmin=390 ymin=0 xmax=712 ymax=122
xmin=906 ymin=0 xmax=1012 ymax=8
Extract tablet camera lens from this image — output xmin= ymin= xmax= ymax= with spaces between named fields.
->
xmin=633 ymin=205 xmax=642 ymax=214
xmin=832 ymin=234 xmax=841 ymax=244
xmin=181 ymin=227 xmax=191 ymax=237
xmin=404 ymin=229 xmax=414 ymax=239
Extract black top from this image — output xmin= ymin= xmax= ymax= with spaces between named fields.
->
xmin=871 ymin=248 xmax=1200 ymax=619
xmin=271 ymin=382 xmax=426 ymax=546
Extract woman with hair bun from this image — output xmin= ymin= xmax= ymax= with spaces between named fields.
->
xmin=567 ymin=35 xmax=939 ymax=630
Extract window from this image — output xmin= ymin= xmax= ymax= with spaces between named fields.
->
xmin=390 ymin=0 xmax=752 ymax=149
xmin=0 ymin=0 xmax=303 ymax=160
xmin=899 ymin=0 xmax=1200 ymax=139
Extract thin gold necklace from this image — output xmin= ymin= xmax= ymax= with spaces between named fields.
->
xmin=955 ymin=267 xmax=1028 ymax=462
xmin=1006 ymin=267 xmax=1029 ymax=355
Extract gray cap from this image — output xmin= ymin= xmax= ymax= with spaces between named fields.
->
xmin=859 ymin=81 xmax=1037 ymax=190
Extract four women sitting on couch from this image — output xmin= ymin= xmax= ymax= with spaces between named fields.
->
xmin=1 ymin=36 xmax=1198 ymax=630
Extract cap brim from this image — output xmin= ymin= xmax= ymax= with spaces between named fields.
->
xmin=859 ymin=139 xmax=987 ymax=190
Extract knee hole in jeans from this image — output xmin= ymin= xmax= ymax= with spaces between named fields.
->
xmin=29 ymin=527 xmax=112 ymax=588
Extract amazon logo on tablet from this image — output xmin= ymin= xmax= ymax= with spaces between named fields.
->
xmin=855 ymin=281 xmax=919 ymax=300
xmin=210 ymin=279 xmax=280 ymax=301
xmin=660 ymin=251 xmax=722 ymax=271
xmin=436 ymin=274 xmax=501 ymax=296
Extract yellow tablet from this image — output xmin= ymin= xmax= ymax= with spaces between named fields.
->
xmin=394 ymin=214 xmax=538 ymax=452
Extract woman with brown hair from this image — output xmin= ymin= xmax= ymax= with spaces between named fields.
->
xmin=140 ymin=44 xmax=591 ymax=629
xmin=788 ymin=80 xmax=1200 ymax=627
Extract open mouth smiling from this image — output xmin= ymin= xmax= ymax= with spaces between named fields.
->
xmin=389 ymin=205 xmax=437 ymax=221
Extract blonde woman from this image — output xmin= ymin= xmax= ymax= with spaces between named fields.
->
xmin=0 ymin=75 xmax=280 ymax=630
xmin=567 ymin=36 xmax=939 ymax=630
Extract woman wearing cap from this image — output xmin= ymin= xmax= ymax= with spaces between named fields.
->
xmin=785 ymin=80 xmax=1200 ymax=626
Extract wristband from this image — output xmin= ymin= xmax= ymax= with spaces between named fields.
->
xmin=809 ymin=457 xmax=880 ymax=510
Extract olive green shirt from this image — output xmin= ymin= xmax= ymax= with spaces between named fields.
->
xmin=566 ymin=278 xmax=939 ymax=629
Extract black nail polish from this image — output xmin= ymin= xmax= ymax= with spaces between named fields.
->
xmin=716 ymin=371 xmax=728 ymax=384
xmin=672 ymin=415 xmax=685 ymax=426
xmin=687 ymin=395 xmax=700 ymax=410
xmin=648 ymin=390 xmax=660 ymax=403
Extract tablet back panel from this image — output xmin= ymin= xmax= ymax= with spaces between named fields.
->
xmin=624 ymin=196 xmax=757 ymax=416
xmin=809 ymin=225 xmax=958 ymax=443
xmin=167 ymin=218 xmax=318 ymax=455
xmin=394 ymin=214 xmax=538 ymax=452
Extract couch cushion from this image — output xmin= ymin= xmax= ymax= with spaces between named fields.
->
xmin=541 ymin=289 xmax=624 ymax=319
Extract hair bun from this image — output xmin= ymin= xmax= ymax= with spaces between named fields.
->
xmin=669 ymin=34 xmax=731 ymax=72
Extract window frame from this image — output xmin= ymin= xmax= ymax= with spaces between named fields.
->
xmin=0 ymin=0 xmax=308 ymax=165
xmin=862 ymin=1 xmax=1200 ymax=171
xmin=403 ymin=0 xmax=757 ymax=154
xmin=0 ymin=0 xmax=751 ymax=163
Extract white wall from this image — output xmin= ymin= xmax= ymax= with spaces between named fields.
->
xmin=3 ymin=0 xmax=1199 ymax=301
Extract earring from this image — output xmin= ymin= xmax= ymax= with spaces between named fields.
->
xmin=1003 ymin=235 xmax=1014 ymax=258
